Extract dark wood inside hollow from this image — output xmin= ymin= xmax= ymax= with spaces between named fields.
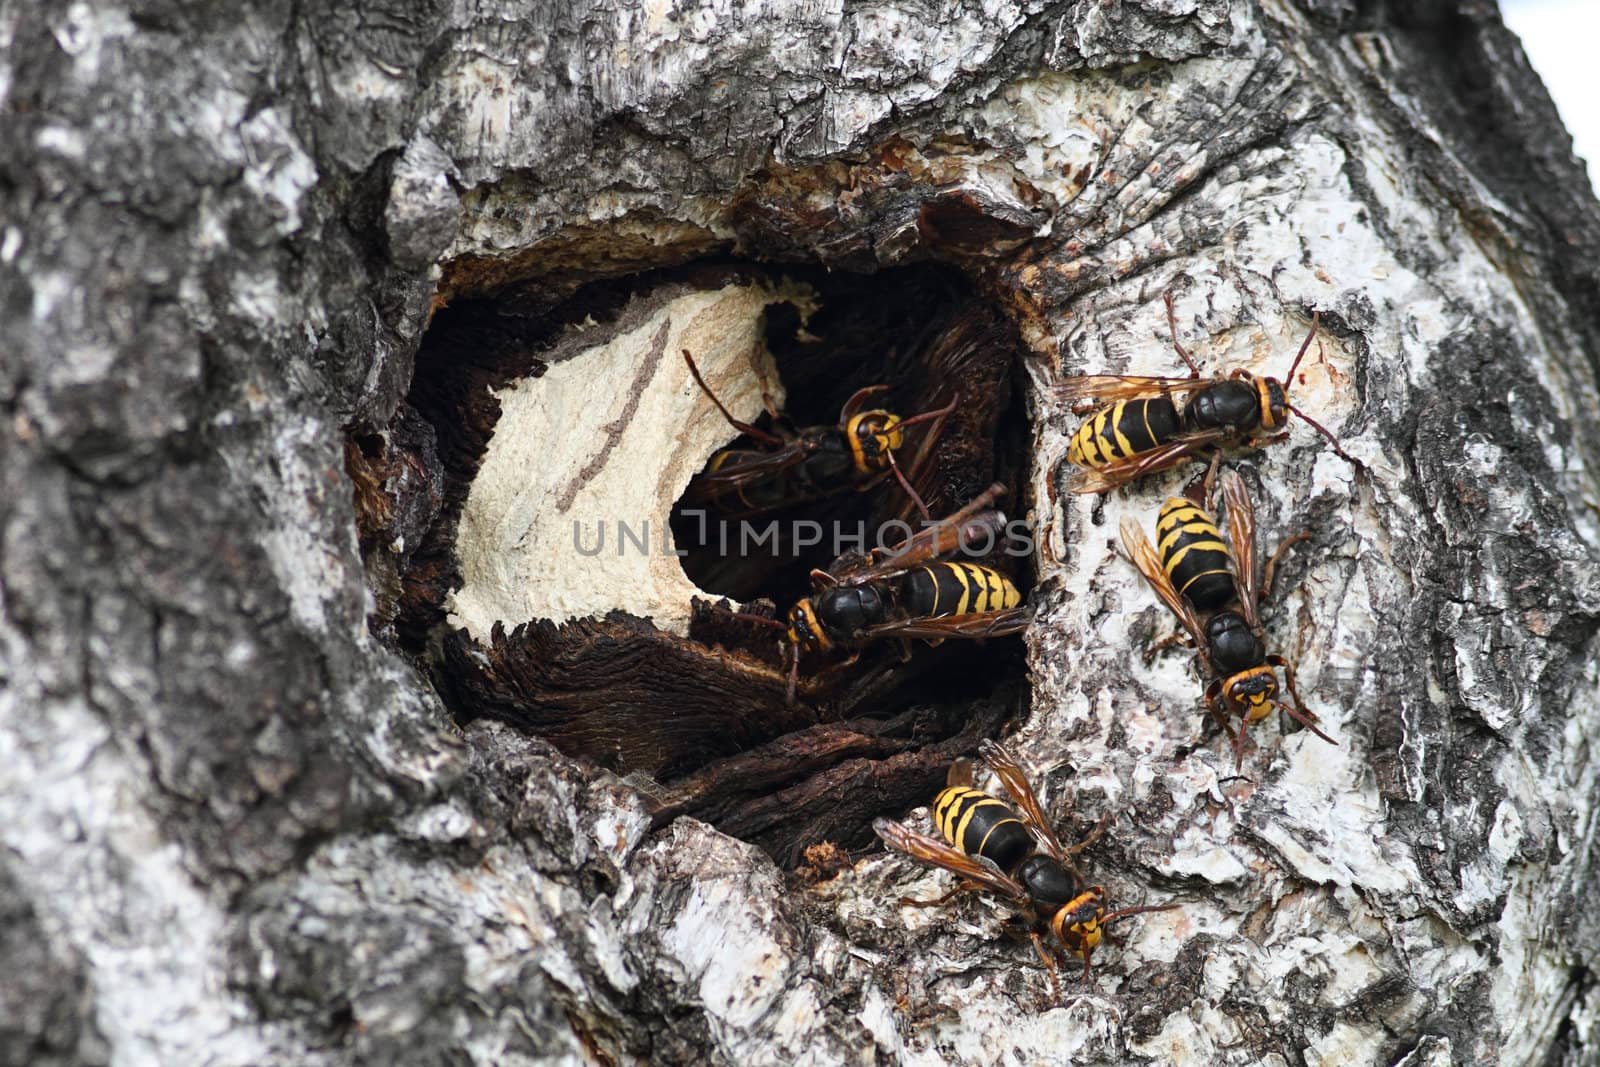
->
xmin=349 ymin=259 xmax=1033 ymax=867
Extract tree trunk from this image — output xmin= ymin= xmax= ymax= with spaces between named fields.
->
xmin=3 ymin=1 xmax=1599 ymax=1065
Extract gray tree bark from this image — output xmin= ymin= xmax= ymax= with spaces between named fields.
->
xmin=4 ymin=1 xmax=1599 ymax=1065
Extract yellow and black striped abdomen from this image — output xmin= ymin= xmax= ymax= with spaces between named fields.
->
xmin=932 ymin=786 xmax=1033 ymax=871
xmin=1066 ymin=397 xmax=1181 ymax=468
xmin=1155 ymin=497 xmax=1235 ymax=612
xmin=901 ymin=564 xmax=1022 ymax=619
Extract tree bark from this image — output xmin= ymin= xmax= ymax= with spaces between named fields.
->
xmin=3 ymin=1 xmax=1599 ymax=1065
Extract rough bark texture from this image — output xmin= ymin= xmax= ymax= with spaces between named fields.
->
xmin=4 ymin=2 xmax=1599 ymax=1066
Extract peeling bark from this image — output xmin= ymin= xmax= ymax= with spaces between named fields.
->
xmin=3 ymin=1 xmax=1600 ymax=1066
